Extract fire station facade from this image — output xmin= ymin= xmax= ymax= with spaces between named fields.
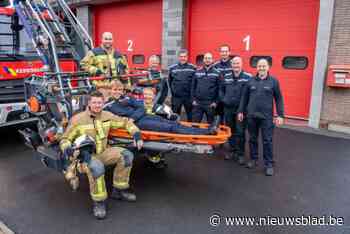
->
xmin=69 ymin=0 xmax=350 ymax=133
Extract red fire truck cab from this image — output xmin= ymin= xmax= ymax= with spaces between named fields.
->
xmin=0 ymin=3 xmax=76 ymax=127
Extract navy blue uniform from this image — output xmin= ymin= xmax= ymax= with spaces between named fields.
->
xmin=214 ymin=59 xmax=232 ymax=121
xmin=104 ymin=96 xmax=211 ymax=135
xmin=191 ymin=65 xmax=220 ymax=123
xmin=213 ymin=59 xmax=233 ymax=78
xmin=220 ymin=71 xmax=251 ymax=157
xmin=238 ymin=74 xmax=284 ymax=167
xmin=104 ymin=96 xmax=145 ymax=121
xmin=168 ymin=62 xmax=196 ymax=121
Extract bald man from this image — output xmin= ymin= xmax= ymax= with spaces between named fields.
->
xmin=238 ymin=59 xmax=284 ymax=176
xmin=220 ymin=56 xmax=252 ymax=163
xmin=80 ymin=32 xmax=129 ymax=87
xmin=137 ymin=55 xmax=168 ymax=105
xmin=191 ymin=52 xmax=220 ymax=124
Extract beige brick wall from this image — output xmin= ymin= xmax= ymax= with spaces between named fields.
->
xmin=321 ymin=0 xmax=350 ymax=126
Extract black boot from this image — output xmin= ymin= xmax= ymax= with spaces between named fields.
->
xmin=265 ymin=167 xmax=274 ymax=176
xmin=92 ymin=201 xmax=106 ymax=220
xmin=224 ymin=153 xmax=234 ymax=160
xmin=153 ymin=159 xmax=168 ymax=169
xmin=208 ymin=116 xmax=221 ymax=135
xmin=111 ymin=188 xmax=137 ymax=202
xmin=237 ymin=156 xmax=245 ymax=165
xmin=246 ymin=160 xmax=258 ymax=169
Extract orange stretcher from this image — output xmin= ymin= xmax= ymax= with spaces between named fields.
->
xmin=109 ymin=122 xmax=231 ymax=145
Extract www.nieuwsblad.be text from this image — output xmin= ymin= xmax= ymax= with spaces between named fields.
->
xmin=209 ymin=214 xmax=344 ymax=227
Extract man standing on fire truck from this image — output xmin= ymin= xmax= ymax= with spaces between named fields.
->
xmin=80 ymin=32 xmax=129 ymax=90
xmin=60 ymin=91 xmax=143 ymax=219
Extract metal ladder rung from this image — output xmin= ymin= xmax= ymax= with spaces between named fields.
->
xmin=55 ymin=43 xmax=72 ymax=48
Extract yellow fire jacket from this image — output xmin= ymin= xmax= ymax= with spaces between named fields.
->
xmin=60 ymin=109 xmax=139 ymax=155
xmin=80 ymin=47 xmax=128 ymax=81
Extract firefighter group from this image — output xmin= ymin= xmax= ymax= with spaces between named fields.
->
xmin=60 ymin=32 xmax=285 ymax=219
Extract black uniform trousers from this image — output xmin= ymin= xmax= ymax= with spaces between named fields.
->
xmin=216 ymin=102 xmax=225 ymax=124
xmin=171 ymin=96 xmax=192 ymax=121
xmin=247 ymin=117 xmax=274 ymax=168
xmin=192 ymin=103 xmax=215 ymax=124
xmin=224 ymin=107 xmax=246 ymax=158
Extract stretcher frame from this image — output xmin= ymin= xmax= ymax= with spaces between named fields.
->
xmin=109 ymin=122 xmax=231 ymax=154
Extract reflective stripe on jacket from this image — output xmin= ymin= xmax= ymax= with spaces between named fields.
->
xmin=80 ymin=47 xmax=128 ymax=77
xmin=60 ymin=109 xmax=139 ymax=154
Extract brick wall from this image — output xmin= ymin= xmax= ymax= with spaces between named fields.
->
xmin=161 ymin=0 xmax=186 ymax=69
xmin=321 ymin=0 xmax=350 ymax=126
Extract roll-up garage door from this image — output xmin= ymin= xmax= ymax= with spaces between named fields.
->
xmin=94 ymin=0 xmax=162 ymax=69
xmin=189 ymin=0 xmax=320 ymax=118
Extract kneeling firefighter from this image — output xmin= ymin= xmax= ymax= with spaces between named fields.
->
xmin=60 ymin=91 xmax=143 ymax=219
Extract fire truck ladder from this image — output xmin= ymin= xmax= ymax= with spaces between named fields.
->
xmin=55 ymin=0 xmax=93 ymax=53
xmin=12 ymin=0 xmax=93 ymax=97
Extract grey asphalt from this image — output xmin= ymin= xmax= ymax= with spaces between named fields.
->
xmin=0 ymin=126 xmax=349 ymax=234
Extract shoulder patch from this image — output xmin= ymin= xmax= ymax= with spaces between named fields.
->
xmin=91 ymin=47 xmax=106 ymax=56
xmin=188 ymin=63 xmax=196 ymax=68
xmin=70 ymin=114 xmax=80 ymax=122
xmin=168 ymin=64 xmax=178 ymax=69
xmin=103 ymin=100 xmax=114 ymax=109
xmin=212 ymin=67 xmax=220 ymax=73
xmin=101 ymin=110 xmax=114 ymax=119
xmin=114 ymin=50 xmax=123 ymax=59
xmin=243 ymin=71 xmax=253 ymax=77
xmin=213 ymin=61 xmax=220 ymax=66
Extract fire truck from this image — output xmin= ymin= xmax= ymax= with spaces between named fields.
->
xmin=0 ymin=0 xmax=91 ymax=127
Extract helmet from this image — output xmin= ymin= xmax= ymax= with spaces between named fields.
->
xmin=73 ymin=134 xmax=96 ymax=153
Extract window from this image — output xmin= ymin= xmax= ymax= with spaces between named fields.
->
xmin=0 ymin=14 xmax=38 ymax=58
xmin=250 ymin=56 xmax=272 ymax=68
xmin=196 ymin=54 xmax=204 ymax=66
xmin=0 ymin=0 xmax=10 ymax=7
xmin=282 ymin=56 xmax=308 ymax=70
xmin=132 ymin=54 xmax=145 ymax=64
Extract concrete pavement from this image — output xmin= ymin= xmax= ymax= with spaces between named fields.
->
xmin=0 ymin=126 xmax=349 ymax=234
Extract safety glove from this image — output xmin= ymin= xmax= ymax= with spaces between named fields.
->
xmin=95 ymin=69 xmax=103 ymax=76
xmin=169 ymin=113 xmax=180 ymax=122
xmin=63 ymin=146 xmax=74 ymax=160
xmin=133 ymin=132 xmax=143 ymax=150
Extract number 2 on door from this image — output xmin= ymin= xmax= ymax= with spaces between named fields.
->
xmin=127 ymin=40 xmax=133 ymax=52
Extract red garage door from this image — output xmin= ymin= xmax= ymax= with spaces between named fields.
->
xmin=93 ymin=0 xmax=162 ymax=69
xmin=189 ymin=0 xmax=320 ymax=119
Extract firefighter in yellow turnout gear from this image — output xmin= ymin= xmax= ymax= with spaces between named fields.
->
xmin=80 ymin=32 xmax=129 ymax=92
xmin=60 ymin=91 xmax=143 ymax=219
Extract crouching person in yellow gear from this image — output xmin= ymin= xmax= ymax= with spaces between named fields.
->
xmin=60 ymin=90 xmax=143 ymax=219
